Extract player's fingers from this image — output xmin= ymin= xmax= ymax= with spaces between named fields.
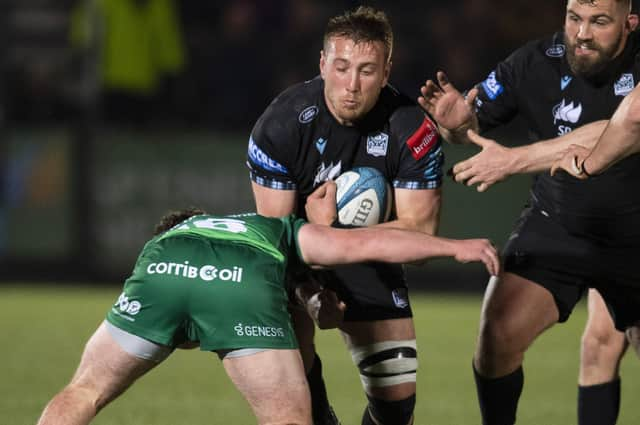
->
xmin=477 ymin=182 xmax=490 ymax=192
xmin=308 ymin=182 xmax=327 ymax=199
xmin=324 ymin=180 xmax=337 ymax=200
xmin=437 ymin=71 xmax=454 ymax=91
xmin=550 ymin=161 xmax=560 ymax=177
xmin=465 ymin=87 xmax=479 ymax=106
xmin=467 ymin=129 xmax=489 ymax=148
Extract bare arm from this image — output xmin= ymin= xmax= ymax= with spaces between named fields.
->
xmin=298 ymin=224 xmax=499 ymax=277
xmin=451 ymin=121 xmax=607 ymax=192
xmin=551 ymin=87 xmax=640 ymax=178
xmin=377 ymin=187 xmax=441 ymax=235
xmin=251 ymin=181 xmax=296 ymax=217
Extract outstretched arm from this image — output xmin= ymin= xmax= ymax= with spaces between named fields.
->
xmin=552 ymin=84 xmax=640 ymax=178
xmin=298 ymin=224 xmax=500 ymax=277
xmin=450 ymin=121 xmax=607 ymax=192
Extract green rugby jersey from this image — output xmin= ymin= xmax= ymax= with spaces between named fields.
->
xmin=155 ymin=213 xmax=307 ymax=264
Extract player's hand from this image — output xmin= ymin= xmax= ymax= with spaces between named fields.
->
xmin=451 ymin=130 xmax=514 ymax=192
xmin=550 ymin=144 xmax=591 ymax=179
xmin=453 ymin=238 xmax=500 ymax=277
xmin=296 ymin=282 xmax=346 ymax=330
xmin=418 ymin=71 xmax=478 ymax=132
xmin=305 ymin=181 xmax=338 ymax=225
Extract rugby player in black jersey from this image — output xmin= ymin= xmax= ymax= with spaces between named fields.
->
xmin=247 ymin=6 xmax=445 ymax=425
xmin=419 ymin=0 xmax=640 ymax=424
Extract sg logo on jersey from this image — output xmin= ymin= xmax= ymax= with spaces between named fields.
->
xmin=366 ymin=132 xmax=389 ymax=157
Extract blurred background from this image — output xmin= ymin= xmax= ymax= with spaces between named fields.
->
xmin=0 ymin=0 xmax=565 ymax=285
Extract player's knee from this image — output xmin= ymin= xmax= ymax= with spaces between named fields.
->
xmin=350 ymin=340 xmax=418 ymax=392
xmin=477 ymin=316 xmax=523 ymax=355
xmin=365 ymin=394 xmax=416 ymax=425
xmin=581 ymin=325 xmax=626 ymax=367
xmin=62 ymin=381 xmax=109 ymax=414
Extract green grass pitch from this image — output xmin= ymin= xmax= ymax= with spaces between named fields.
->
xmin=2 ymin=284 xmax=639 ymax=425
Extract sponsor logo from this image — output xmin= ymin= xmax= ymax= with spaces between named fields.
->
xmin=234 ymin=323 xmax=286 ymax=338
xmin=366 ymin=132 xmax=389 ymax=157
xmin=315 ymin=137 xmax=327 ymax=154
xmin=248 ymin=137 xmax=289 ymax=174
xmin=112 ymin=292 xmax=142 ymax=320
xmin=614 ymin=73 xmax=634 ymax=96
xmin=553 ymin=99 xmax=582 ymax=124
xmin=406 ymin=118 xmax=439 ymax=160
xmin=481 ymin=71 xmax=504 ymax=100
xmin=298 ymin=105 xmax=319 ymax=124
xmin=351 ymin=199 xmax=375 ymax=226
xmin=391 ymin=288 xmax=409 ymax=309
xmin=560 ymin=75 xmax=572 ymax=91
xmin=146 ymin=261 xmax=243 ymax=283
xmin=546 ymin=44 xmax=566 ymax=57
xmin=313 ymin=161 xmax=342 ymax=185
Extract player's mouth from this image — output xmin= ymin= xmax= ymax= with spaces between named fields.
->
xmin=342 ymin=99 xmax=359 ymax=108
xmin=575 ymin=43 xmax=598 ymax=56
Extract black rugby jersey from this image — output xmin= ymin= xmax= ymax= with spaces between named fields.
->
xmin=474 ymin=30 xmax=640 ymax=241
xmin=247 ymin=76 xmax=443 ymax=218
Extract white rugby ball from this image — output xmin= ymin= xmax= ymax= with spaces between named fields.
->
xmin=335 ymin=167 xmax=392 ymax=227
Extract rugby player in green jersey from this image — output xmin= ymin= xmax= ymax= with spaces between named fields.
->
xmin=37 ymin=182 xmax=499 ymax=425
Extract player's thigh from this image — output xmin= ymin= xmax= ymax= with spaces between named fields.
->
xmin=340 ymin=318 xmax=417 ymax=400
xmin=478 ymin=272 xmax=559 ymax=348
xmin=71 ymin=322 xmax=160 ymax=405
xmin=223 ymin=349 xmax=311 ymax=424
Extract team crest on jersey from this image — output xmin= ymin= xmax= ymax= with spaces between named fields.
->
xmin=391 ymin=288 xmax=409 ymax=309
xmin=614 ymin=73 xmax=634 ymax=96
xmin=406 ymin=118 xmax=439 ymax=160
xmin=315 ymin=137 xmax=327 ymax=154
xmin=366 ymin=132 xmax=389 ymax=157
xmin=481 ymin=71 xmax=504 ymax=100
xmin=313 ymin=161 xmax=342 ymax=185
xmin=546 ymin=44 xmax=566 ymax=57
xmin=298 ymin=105 xmax=319 ymax=124
xmin=553 ymin=99 xmax=582 ymax=124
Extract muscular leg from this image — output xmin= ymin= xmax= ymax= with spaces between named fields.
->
xmin=578 ymin=289 xmax=627 ymax=425
xmin=473 ymin=273 xmax=560 ymax=425
xmin=37 ymin=322 xmax=160 ymax=425
xmin=290 ymin=302 xmax=340 ymax=424
xmin=223 ymin=349 xmax=312 ymax=425
xmin=341 ymin=318 xmax=417 ymax=425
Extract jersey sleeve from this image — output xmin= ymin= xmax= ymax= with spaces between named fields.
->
xmin=392 ymin=106 xmax=444 ymax=190
xmin=247 ymin=99 xmax=298 ymax=190
xmin=473 ymin=44 xmax=530 ymax=132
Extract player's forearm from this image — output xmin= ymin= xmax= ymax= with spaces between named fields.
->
xmin=583 ymin=113 xmax=640 ymax=174
xmin=510 ymin=120 xmax=608 ymax=174
xmin=300 ymin=225 xmax=457 ymax=266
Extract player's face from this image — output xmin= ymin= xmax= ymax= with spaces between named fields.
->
xmin=320 ymin=36 xmax=391 ymax=126
xmin=564 ymin=0 xmax=633 ymax=78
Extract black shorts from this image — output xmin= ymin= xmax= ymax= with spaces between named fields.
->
xmin=503 ymin=204 xmax=640 ymax=330
xmin=312 ymin=263 xmax=412 ymax=322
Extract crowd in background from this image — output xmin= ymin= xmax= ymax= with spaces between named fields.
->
xmin=3 ymin=0 xmax=563 ymax=131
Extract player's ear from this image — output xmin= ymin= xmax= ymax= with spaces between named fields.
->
xmin=382 ymin=60 xmax=392 ymax=87
xmin=320 ymin=50 xmax=326 ymax=78
xmin=627 ymin=14 xmax=639 ymax=31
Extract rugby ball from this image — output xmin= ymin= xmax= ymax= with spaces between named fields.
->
xmin=335 ymin=167 xmax=392 ymax=227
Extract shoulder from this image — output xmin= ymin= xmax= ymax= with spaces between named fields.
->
xmin=378 ymin=84 xmax=426 ymax=136
xmin=252 ymin=77 xmax=324 ymax=141
xmin=503 ymin=32 xmax=564 ymax=70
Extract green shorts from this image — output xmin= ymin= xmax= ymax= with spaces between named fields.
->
xmin=106 ymin=234 xmax=297 ymax=351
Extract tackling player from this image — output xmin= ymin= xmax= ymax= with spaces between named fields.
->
xmin=35 ymin=182 xmax=499 ymax=425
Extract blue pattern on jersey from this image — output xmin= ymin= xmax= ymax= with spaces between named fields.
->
xmin=248 ymin=136 xmax=289 ymax=175
xmin=249 ymin=170 xmax=297 ymax=190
